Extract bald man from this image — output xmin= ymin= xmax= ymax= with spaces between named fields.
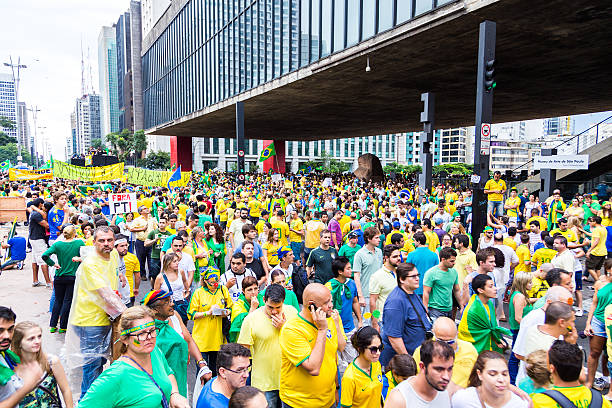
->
xmin=412 ymin=317 xmax=478 ymax=388
xmin=279 ymin=283 xmax=346 ymax=408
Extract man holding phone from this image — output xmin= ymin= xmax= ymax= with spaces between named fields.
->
xmin=279 ymin=283 xmax=346 ymax=408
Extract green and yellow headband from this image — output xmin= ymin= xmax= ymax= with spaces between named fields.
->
xmin=120 ymin=320 xmax=155 ymax=337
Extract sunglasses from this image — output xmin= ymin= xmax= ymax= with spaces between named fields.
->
xmin=367 ymin=345 xmax=385 ymax=354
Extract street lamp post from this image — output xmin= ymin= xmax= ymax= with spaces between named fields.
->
xmin=4 ymin=57 xmax=28 ymax=161
xmin=27 ymin=106 xmax=41 ymax=167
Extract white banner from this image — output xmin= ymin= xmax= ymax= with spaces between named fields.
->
xmin=108 ymin=193 xmax=138 ymax=215
xmin=533 ymin=155 xmax=589 ymax=170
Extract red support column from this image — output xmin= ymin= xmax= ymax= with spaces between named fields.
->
xmin=170 ymin=136 xmax=193 ymax=171
xmin=262 ymin=140 xmax=286 ymax=173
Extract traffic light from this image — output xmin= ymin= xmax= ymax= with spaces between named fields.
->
xmin=484 ymin=59 xmax=496 ymax=91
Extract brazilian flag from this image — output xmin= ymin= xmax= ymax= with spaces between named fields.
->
xmin=0 ymin=160 xmax=11 ymax=171
xmin=258 ymin=142 xmax=276 ymax=162
xmin=458 ymin=294 xmax=511 ymax=353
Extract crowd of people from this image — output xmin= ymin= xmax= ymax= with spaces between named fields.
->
xmin=0 ymin=168 xmax=611 ymax=408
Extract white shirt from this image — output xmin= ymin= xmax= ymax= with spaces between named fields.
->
xmin=513 ymin=308 xmax=545 ymax=383
xmin=220 ymin=268 xmax=257 ymax=302
xmin=452 ymin=387 xmax=528 ymax=408
xmin=552 ymin=249 xmax=575 ymax=274
xmin=493 ymin=244 xmax=519 ymax=285
xmin=395 ymin=377 xmax=451 ymax=408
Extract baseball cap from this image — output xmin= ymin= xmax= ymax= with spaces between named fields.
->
xmin=392 ymin=221 xmax=401 ymax=229
xmin=484 ymin=226 xmax=494 ymax=232
xmin=348 ymin=231 xmax=359 ymax=239
xmin=277 ymin=245 xmax=293 ymax=260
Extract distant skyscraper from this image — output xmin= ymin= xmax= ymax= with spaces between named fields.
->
xmin=141 ymin=0 xmax=171 ymax=39
xmin=116 ymin=1 xmax=144 ymax=132
xmin=67 ymin=111 xmax=76 ymax=158
xmin=492 ymin=121 xmax=526 ymax=140
xmin=72 ymin=94 xmax=102 ymax=155
xmin=98 ymin=25 xmax=120 ymax=138
xmin=543 ymin=116 xmax=574 ymax=137
xmin=0 ymin=73 xmax=17 ymax=140
xmin=17 ymin=102 xmax=30 ymax=153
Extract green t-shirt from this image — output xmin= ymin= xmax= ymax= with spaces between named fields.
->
xmin=42 ymin=239 xmax=86 ymax=277
xmin=307 ymin=246 xmax=339 ymax=284
xmin=147 ymin=229 xmax=172 ymax=259
xmin=582 ymin=202 xmax=601 ymax=224
xmin=79 ymin=346 xmax=174 ymax=408
xmin=423 ymin=266 xmax=459 ymax=312
xmin=338 ymin=243 xmax=361 ymax=267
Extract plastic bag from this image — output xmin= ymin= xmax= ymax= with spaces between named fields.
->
xmin=192 ymin=366 xmax=212 ymax=407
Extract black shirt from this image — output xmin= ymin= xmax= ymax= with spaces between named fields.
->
xmin=29 ymin=211 xmax=47 ymax=241
xmin=246 ymin=258 xmax=265 ymax=281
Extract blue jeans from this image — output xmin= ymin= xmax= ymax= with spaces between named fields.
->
xmin=487 ymin=201 xmax=504 ymax=217
xmin=265 ymin=390 xmax=281 ymax=408
xmin=429 ymin=307 xmax=452 ymax=322
xmin=135 ymin=239 xmax=151 ymax=279
xmin=508 ymin=329 xmax=519 ymax=385
xmin=74 ymin=325 xmax=111 ymax=399
xmin=290 ymin=242 xmax=303 ymax=261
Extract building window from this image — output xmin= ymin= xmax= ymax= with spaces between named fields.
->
xmin=225 ymin=137 xmax=232 ymax=154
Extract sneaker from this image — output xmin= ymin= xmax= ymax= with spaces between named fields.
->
xmin=17 ymin=261 xmax=24 ymax=270
xmin=593 ymin=377 xmax=609 ymax=391
xmin=575 ymin=309 xmax=584 ymax=317
xmin=45 ymin=283 xmax=52 ymax=289
xmin=58 ymin=329 xmax=66 ymax=334
xmin=32 ymin=282 xmax=41 ymax=287
xmin=49 ymin=327 xmax=57 ymax=333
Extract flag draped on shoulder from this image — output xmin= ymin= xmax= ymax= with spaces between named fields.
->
xmin=458 ymin=294 xmax=511 ymax=353
xmin=258 ymin=142 xmax=276 ymax=162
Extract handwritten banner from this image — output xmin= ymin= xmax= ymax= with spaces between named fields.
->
xmin=53 ymin=161 xmax=124 ymax=181
xmin=126 ymin=167 xmax=191 ymax=187
xmin=9 ymin=168 xmax=54 ymax=181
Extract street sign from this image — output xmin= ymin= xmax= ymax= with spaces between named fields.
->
xmin=109 ymin=193 xmax=137 ymax=215
xmin=534 ymin=155 xmax=589 ymax=170
xmin=238 ymin=150 xmax=245 ymax=157
xmin=480 ymin=123 xmax=491 ymax=155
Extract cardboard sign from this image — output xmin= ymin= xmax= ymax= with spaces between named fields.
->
xmin=108 ymin=193 xmax=137 ymax=215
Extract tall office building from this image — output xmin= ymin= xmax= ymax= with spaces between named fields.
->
xmin=17 ymin=102 xmax=30 ymax=153
xmin=141 ymin=0 xmax=171 ymax=39
xmin=71 ymin=94 xmax=102 ymax=155
xmin=492 ymin=121 xmax=526 ymax=140
xmin=0 ymin=73 xmax=17 ymax=140
xmin=543 ymin=116 xmax=574 ymax=137
xmin=67 ymin=112 xmax=76 ymax=158
xmin=116 ymin=1 xmax=144 ymax=132
xmin=98 ymin=25 xmax=120 ymax=138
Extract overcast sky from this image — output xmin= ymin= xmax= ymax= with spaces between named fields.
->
xmin=1 ymin=1 xmax=610 ymax=161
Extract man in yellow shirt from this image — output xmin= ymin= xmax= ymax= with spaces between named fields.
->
xmin=514 ymin=234 xmax=532 ymax=274
xmin=248 ymin=196 xmax=263 ymax=224
xmin=288 ymin=210 xmax=304 ymax=263
xmin=238 ymin=284 xmax=298 ymax=404
xmin=532 ymin=341 xmax=611 ymax=408
xmin=279 ymin=283 xmax=346 ymax=408
xmin=586 ymin=215 xmax=608 ymax=281
xmin=504 ymin=188 xmax=521 ymax=224
xmin=484 ymin=171 xmax=507 ymax=217
xmin=526 ymin=208 xmax=547 ymax=231
xmin=271 ymin=210 xmax=290 ymax=246
xmin=550 ymin=218 xmax=578 ymax=246
xmin=217 ymin=196 xmax=229 ymax=228
xmin=303 ymin=211 xmax=326 ymax=261
xmin=532 ymin=237 xmax=557 ymax=271
xmin=421 ymin=219 xmax=440 ymax=252
xmin=453 ymin=235 xmax=478 ymax=283
xmin=412 ymin=317 xmax=477 ymax=388
xmin=71 ymin=226 xmax=126 ymax=398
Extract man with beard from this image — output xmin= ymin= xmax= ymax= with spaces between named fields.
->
xmin=384 ymin=340 xmax=454 ymax=408
xmin=229 ymin=208 xmax=251 ymax=250
xmin=369 ymin=245 xmax=401 ymax=332
xmin=220 ymin=253 xmax=257 ymax=302
xmin=0 ymin=306 xmax=43 ymax=407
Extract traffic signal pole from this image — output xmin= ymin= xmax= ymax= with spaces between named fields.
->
xmin=471 ymin=21 xmax=496 ymax=251
xmin=419 ymin=92 xmax=435 ymax=194
xmin=236 ymin=102 xmax=246 ymax=184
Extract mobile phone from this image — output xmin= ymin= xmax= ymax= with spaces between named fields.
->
xmin=308 ymin=301 xmax=316 ymax=310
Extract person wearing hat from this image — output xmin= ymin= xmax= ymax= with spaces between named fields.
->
xmin=478 ymin=226 xmax=495 ymax=250
xmin=270 ymin=246 xmax=295 ymax=287
xmin=144 ymin=290 xmax=212 ymax=397
xmin=188 ymin=265 xmax=233 ymax=376
xmin=338 ymin=231 xmax=362 ymax=267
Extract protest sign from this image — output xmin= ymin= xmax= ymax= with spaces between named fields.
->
xmin=322 ymin=177 xmax=332 ymax=187
xmin=126 ymin=167 xmax=191 ymax=187
xmin=108 ymin=193 xmax=138 ymax=215
xmin=9 ymin=168 xmax=53 ymax=181
xmin=53 ymin=161 xmax=124 ymax=181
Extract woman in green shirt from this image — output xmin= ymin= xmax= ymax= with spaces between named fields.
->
xmin=508 ymin=272 xmax=534 ymax=385
xmin=42 ymin=225 xmax=85 ymax=334
xmin=204 ymin=222 xmax=226 ymax=271
xmin=79 ymin=306 xmax=189 ymax=408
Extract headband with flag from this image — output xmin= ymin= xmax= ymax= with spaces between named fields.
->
xmin=203 ymin=266 xmax=221 ymax=280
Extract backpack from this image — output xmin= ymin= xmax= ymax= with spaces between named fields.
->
xmin=541 ymin=389 xmax=602 ymax=408
xmin=291 ymin=263 xmax=309 ymax=304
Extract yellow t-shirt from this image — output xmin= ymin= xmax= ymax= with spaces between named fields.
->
xmin=289 ymin=218 xmax=304 ymax=243
xmin=515 ymin=245 xmax=531 ymax=274
xmin=591 ymin=226 xmax=608 ymax=256
xmin=177 ymin=203 xmax=189 ymax=221
xmin=455 ymin=250 xmax=478 ymax=283
xmin=248 ymin=200 xmax=263 ymax=217
xmin=424 ymin=230 xmax=440 ymax=252
xmin=263 ymin=241 xmax=281 ymax=266
xmin=340 ymin=361 xmax=384 ymax=408
xmin=271 ymin=219 xmax=290 ymax=246
xmin=124 ymin=252 xmax=140 ymax=297
xmin=237 ymin=305 xmax=298 ymax=391
xmin=532 ymin=385 xmax=612 ymax=408
xmin=503 ymin=237 xmax=518 ymax=251
xmin=413 ymin=339 xmax=478 ymax=388
xmin=550 ymin=228 xmax=577 ymax=244
xmin=255 ymin=219 xmax=266 ymax=235
xmin=217 ymin=201 xmax=229 ymax=222
xmin=304 ymin=220 xmax=325 ymax=249
xmin=528 ymin=276 xmax=549 ymax=299
xmin=505 ymin=196 xmax=521 ymax=218
xmin=385 ymin=230 xmax=408 ymax=246
xmin=531 ymin=248 xmax=557 ymax=271
xmin=484 ymin=179 xmax=507 ymax=202
xmin=188 ymin=285 xmax=233 ymax=352
xmin=71 ymin=251 xmax=119 ymax=326
xmin=527 ymin=216 xmax=547 ymax=231
xmin=279 ymin=315 xmax=342 ymax=408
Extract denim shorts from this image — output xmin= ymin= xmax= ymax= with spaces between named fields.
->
xmin=591 ymin=316 xmax=608 ymax=338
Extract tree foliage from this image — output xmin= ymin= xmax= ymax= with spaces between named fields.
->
xmin=303 ymin=151 xmax=350 ymax=173
xmin=139 ymin=151 xmax=171 ymax=170
xmin=106 ymin=129 xmax=148 ymax=162
xmin=432 ymin=163 xmax=473 ymax=175
xmin=0 ymin=117 xmax=32 ymax=165
xmin=91 ymin=138 xmax=104 ymax=150
xmin=383 ymin=162 xmax=422 ymax=175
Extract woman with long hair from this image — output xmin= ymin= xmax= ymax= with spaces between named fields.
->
xmin=452 ymin=351 xmax=527 ymax=408
xmin=340 ymin=326 xmax=384 ymax=408
xmin=564 ymin=198 xmax=585 ymax=223
xmin=12 ymin=321 xmax=73 ymax=408
xmin=79 ymin=306 xmax=189 ymax=408
xmin=228 ymin=276 xmax=259 ymax=343
xmin=262 ymin=229 xmax=281 ymax=269
xmin=154 ymin=253 xmax=190 ymax=323
xmin=600 ymin=201 xmax=612 ymax=227
xmin=42 ymin=225 xmax=85 ymax=333
xmin=185 ymin=226 xmax=210 ymax=285
xmin=508 ymin=272 xmax=534 ymax=385
xmin=204 ymin=222 xmax=225 ymax=270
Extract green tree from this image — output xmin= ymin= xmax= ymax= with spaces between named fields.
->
xmin=91 ymin=138 xmax=104 ymax=150
xmin=106 ymin=129 xmax=148 ymax=162
xmin=383 ymin=162 xmax=422 ymax=175
xmin=0 ymin=144 xmax=31 ymax=165
xmin=139 ymin=151 xmax=171 ymax=170
xmin=432 ymin=163 xmax=473 ymax=176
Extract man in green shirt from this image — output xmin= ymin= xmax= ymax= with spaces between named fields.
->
xmin=144 ymin=217 xmax=172 ymax=284
xmin=306 ymin=229 xmax=338 ymax=284
xmin=582 ymin=194 xmax=601 ymax=225
xmin=338 ymin=231 xmax=361 ymax=267
xmin=423 ymin=246 xmax=461 ymax=321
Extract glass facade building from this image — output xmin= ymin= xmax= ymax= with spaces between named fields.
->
xmin=142 ymin=0 xmax=456 ymax=129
